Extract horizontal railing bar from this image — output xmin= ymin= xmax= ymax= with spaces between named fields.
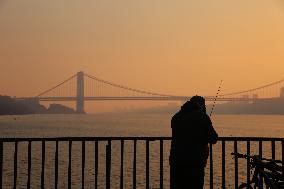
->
xmin=0 ymin=137 xmax=283 ymax=142
xmin=0 ymin=137 xmax=171 ymax=142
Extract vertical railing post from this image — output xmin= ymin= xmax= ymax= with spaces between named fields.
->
xmin=259 ymin=141 xmax=263 ymax=157
xmin=160 ymin=140 xmax=163 ymax=189
xmin=209 ymin=143 xmax=213 ymax=189
xmin=146 ymin=140 xmax=150 ymax=189
xmin=55 ymin=141 xmax=58 ymax=189
xmin=41 ymin=141 xmax=45 ymax=189
xmin=82 ymin=141 xmax=85 ymax=189
xmin=259 ymin=141 xmax=263 ymax=187
xmin=133 ymin=140 xmax=137 ymax=189
xmin=68 ymin=141 xmax=72 ymax=189
xmin=271 ymin=140 xmax=275 ymax=160
xmin=0 ymin=141 xmax=3 ymax=189
xmin=120 ymin=140 xmax=124 ymax=189
xmin=282 ymin=140 xmax=284 ymax=182
xmin=27 ymin=141 xmax=31 ymax=189
xmin=95 ymin=141 xmax=98 ymax=189
xmin=234 ymin=141 xmax=238 ymax=189
xmin=246 ymin=141 xmax=250 ymax=189
xmin=13 ymin=141 xmax=18 ymax=189
xmin=106 ymin=140 xmax=111 ymax=189
xmin=222 ymin=140 xmax=226 ymax=189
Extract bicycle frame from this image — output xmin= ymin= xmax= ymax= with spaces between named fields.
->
xmin=232 ymin=153 xmax=283 ymax=189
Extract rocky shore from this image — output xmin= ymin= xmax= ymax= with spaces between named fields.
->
xmin=0 ymin=95 xmax=76 ymax=115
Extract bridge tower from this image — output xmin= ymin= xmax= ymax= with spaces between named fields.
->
xmin=76 ymin=71 xmax=85 ymax=113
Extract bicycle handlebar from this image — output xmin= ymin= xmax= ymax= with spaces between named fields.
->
xmin=231 ymin=152 xmax=283 ymax=173
xmin=231 ymin=153 xmax=283 ymax=164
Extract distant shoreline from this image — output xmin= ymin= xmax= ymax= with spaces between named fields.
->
xmin=108 ymin=99 xmax=284 ymax=115
xmin=0 ymin=95 xmax=78 ymax=115
xmin=2 ymin=94 xmax=284 ymax=115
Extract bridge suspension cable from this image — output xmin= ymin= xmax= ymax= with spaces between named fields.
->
xmin=36 ymin=74 xmax=77 ymax=97
xmin=31 ymin=71 xmax=284 ymax=103
xmin=220 ymin=78 xmax=284 ymax=97
xmin=84 ymin=73 xmax=174 ymax=97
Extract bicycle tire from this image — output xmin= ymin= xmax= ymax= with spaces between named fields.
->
xmin=238 ymin=183 xmax=253 ymax=189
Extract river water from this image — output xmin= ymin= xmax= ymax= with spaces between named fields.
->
xmin=0 ymin=113 xmax=284 ymax=188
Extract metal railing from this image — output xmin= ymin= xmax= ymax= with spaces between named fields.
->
xmin=0 ymin=137 xmax=283 ymax=189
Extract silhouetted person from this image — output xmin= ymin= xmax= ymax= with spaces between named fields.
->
xmin=170 ymin=96 xmax=218 ymax=189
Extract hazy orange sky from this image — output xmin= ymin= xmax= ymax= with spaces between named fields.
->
xmin=1 ymin=0 xmax=284 ymax=112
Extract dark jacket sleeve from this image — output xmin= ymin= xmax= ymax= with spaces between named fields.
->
xmin=169 ymin=114 xmax=177 ymax=163
xmin=205 ymin=115 xmax=218 ymax=144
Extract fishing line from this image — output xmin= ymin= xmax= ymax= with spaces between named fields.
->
xmin=210 ymin=80 xmax=223 ymax=117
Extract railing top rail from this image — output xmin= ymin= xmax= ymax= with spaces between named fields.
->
xmin=218 ymin=137 xmax=284 ymax=141
xmin=0 ymin=136 xmax=283 ymax=142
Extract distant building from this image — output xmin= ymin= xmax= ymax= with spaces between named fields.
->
xmin=242 ymin=95 xmax=249 ymax=99
xmin=280 ymin=87 xmax=284 ymax=98
xmin=242 ymin=95 xmax=249 ymax=103
xmin=252 ymin=94 xmax=258 ymax=99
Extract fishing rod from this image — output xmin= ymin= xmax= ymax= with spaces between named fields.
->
xmin=210 ymin=80 xmax=223 ymax=117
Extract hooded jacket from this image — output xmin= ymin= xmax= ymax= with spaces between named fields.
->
xmin=170 ymin=101 xmax=218 ymax=166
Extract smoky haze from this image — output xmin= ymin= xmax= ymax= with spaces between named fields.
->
xmin=1 ymin=0 xmax=284 ymax=112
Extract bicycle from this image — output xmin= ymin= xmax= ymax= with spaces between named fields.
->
xmin=231 ymin=153 xmax=284 ymax=189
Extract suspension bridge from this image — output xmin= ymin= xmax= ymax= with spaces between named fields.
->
xmin=16 ymin=71 xmax=284 ymax=113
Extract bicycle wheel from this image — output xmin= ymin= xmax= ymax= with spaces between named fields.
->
xmin=238 ymin=183 xmax=253 ymax=189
